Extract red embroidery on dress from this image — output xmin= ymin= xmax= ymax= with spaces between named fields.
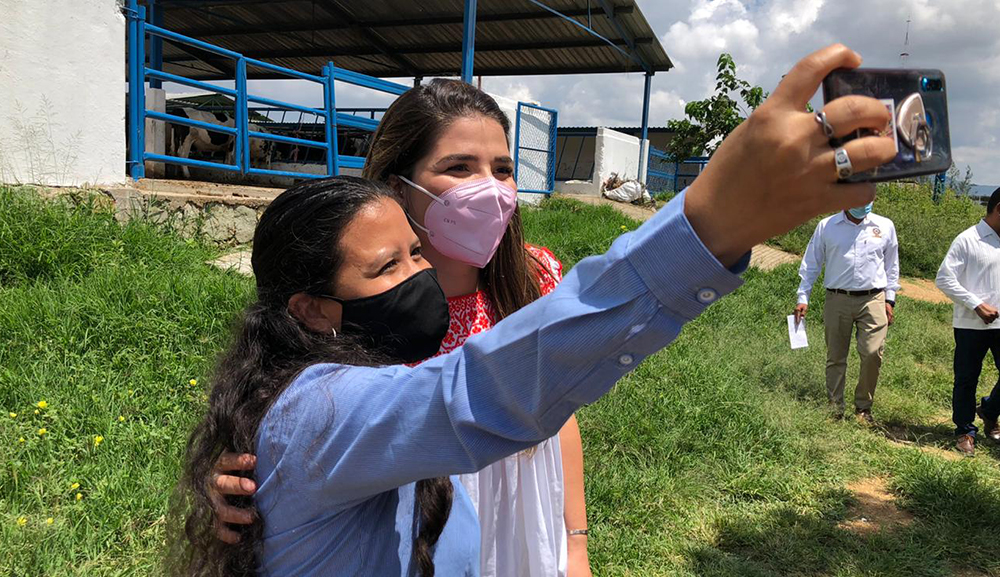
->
xmin=424 ymin=245 xmax=563 ymax=360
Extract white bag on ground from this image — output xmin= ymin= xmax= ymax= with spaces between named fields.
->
xmin=603 ymin=180 xmax=650 ymax=204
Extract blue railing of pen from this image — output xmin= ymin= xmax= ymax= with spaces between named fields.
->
xmin=126 ymin=1 xmax=408 ymax=181
xmin=646 ymin=146 xmax=709 ymax=193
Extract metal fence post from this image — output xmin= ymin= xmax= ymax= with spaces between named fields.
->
xmin=512 ymin=103 xmax=522 ymax=185
xmin=148 ymin=0 xmax=163 ymax=89
xmin=134 ymin=3 xmax=147 ymax=180
xmin=547 ymin=109 xmax=558 ymax=192
xmin=325 ymin=63 xmax=339 ymax=176
xmin=236 ymin=57 xmax=248 ymax=173
xmin=127 ymin=0 xmax=140 ymax=180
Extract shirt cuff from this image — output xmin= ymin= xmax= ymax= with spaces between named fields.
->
xmin=626 ymin=189 xmax=745 ymax=321
xmin=966 ymin=295 xmax=985 ymax=311
xmin=797 ymin=293 xmax=809 ymax=305
xmin=885 ymin=290 xmax=896 ymax=302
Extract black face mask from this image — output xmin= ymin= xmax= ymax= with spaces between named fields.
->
xmin=320 ymin=268 xmax=450 ymax=364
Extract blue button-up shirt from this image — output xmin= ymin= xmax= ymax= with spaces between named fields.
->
xmin=254 ymin=191 xmax=746 ymax=575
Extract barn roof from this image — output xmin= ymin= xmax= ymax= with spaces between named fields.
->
xmin=146 ymin=0 xmax=672 ymax=80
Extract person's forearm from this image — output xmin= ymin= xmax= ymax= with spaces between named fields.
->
xmin=560 ymin=415 xmax=591 ymax=574
xmin=936 ymin=272 xmax=983 ymax=310
xmin=559 ymin=415 xmax=588 ymax=534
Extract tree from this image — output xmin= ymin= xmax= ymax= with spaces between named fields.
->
xmin=665 ymin=53 xmax=766 ymax=160
xmin=946 ymin=162 xmax=974 ymax=196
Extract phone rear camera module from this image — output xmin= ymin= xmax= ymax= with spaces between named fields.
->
xmin=921 ymin=77 xmax=943 ymax=91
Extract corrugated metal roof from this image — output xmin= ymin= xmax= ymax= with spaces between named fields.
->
xmin=148 ymin=0 xmax=672 ymax=80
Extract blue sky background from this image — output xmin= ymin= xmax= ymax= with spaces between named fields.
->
xmin=172 ymin=0 xmax=1000 ymax=186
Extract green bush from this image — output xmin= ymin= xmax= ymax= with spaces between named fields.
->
xmin=769 ymin=182 xmax=985 ymax=279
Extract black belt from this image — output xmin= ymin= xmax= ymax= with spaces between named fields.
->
xmin=827 ymin=288 xmax=883 ymax=297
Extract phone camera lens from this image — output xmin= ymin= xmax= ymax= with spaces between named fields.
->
xmin=921 ymin=77 xmax=943 ymax=91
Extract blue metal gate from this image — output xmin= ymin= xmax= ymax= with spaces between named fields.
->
xmin=125 ymin=0 xmax=408 ymax=181
xmin=513 ymin=102 xmax=558 ymax=194
xmin=646 ymin=145 xmax=709 ymax=193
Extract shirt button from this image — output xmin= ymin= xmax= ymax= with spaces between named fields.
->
xmin=697 ymin=288 xmax=718 ymax=304
xmin=618 ymin=354 xmax=634 ymax=366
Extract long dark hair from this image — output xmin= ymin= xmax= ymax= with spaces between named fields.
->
xmin=363 ymin=78 xmax=546 ymax=320
xmin=168 ymin=176 xmax=452 ymax=577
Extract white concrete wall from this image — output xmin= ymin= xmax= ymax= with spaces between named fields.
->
xmin=486 ymin=92 xmax=523 ymax=154
xmin=0 ymin=0 xmax=126 ymax=186
xmin=554 ymin=128 xmax=648 ymax=196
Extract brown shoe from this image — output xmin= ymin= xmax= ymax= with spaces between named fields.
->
xmin=956 ymin=434 xmax=975 ymax=456
xmin=977 ymin=405 xmax=1000 ymax=441
xmin=855 ymin=409 xmax=875 ymax=425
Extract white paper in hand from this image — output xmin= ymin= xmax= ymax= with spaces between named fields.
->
xmin=787 ymin=315 xmax=808 ymax=350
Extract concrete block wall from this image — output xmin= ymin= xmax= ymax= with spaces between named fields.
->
xmin=0 ymin=0 xmax=126 ymax=186
xmin=555 ymin=128 xmax=649 ymax=196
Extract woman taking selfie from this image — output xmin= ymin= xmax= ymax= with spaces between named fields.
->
xmin=213 ymin=78 xmax=592 ymax=577
xmin=173 ymin=45 xmax=897 ymax=576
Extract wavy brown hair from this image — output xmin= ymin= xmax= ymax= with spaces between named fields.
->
xmin=167 ymin=176 xmax=451 ymax=577
xmin=362 ymin=78 xmax=548 ymax=320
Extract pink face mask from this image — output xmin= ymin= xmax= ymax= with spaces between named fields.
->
xmin=398 ymin=175 xmax=518 ymax=269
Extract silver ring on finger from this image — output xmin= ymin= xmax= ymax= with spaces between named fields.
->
xmin=815 ymin=111 xmax=836 ymax=139
xmin=834 ymin=147 xmax=853 ymax=180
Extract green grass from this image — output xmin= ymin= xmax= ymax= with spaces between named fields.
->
xmin=3 ymin=188 xmax=1000 ymax=576
xmin=770 ymin=182 xmax=986 ymax=279
xmin=0 ymin=188 xmax=253 ymax=575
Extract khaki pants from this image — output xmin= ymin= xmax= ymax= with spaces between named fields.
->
xmin=823 ymin=291 xmax=889 ymax=413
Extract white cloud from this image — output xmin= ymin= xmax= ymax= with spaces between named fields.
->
xmin=766 ymin=0 xmax=826 ymax=40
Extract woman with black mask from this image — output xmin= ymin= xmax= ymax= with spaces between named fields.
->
xmin=170 ymin=45 xmax=898 ymax=576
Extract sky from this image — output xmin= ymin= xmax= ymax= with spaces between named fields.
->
xmin=172 ymin=0 xmax=1000 ymax=185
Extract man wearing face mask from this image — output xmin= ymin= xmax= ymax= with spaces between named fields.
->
xmin=793 ymin=202 xmax=900 ymax=422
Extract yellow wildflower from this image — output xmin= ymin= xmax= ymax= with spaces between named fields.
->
xmin=620 ymin=225 xmax=628 ymax=231
xmin=37 ymin=428 xmax=47 ymax=436
xmin=189 ymin=379 xmax=198 ymax=386
xmin=37 ymin=400 xmax=48 ymax=409
xmin=9 ymin=412 xmax=16 ymax=418
xmin=75 ymin=493 xmax=83 ymax=501
xmin=93 ymin=435 xmax=104 ymax=447
xmin=45 ymin=517 xmax=54 ymax=525
xmin=16 ymin=516 xmax=27 ymax=526
xmin=70 ymin=482 xmax=80 ymax=490
xmin=34 ymin=409 xmax=39 ymax=415
xmin=127 ymin=389 xmax=134 ymax=395
xmin=18 ymin=437 xmax=25 ymax=443
xmin=118 ymin=415 xmax=125 ymax=422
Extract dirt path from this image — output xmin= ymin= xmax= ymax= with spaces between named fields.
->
xmin=839 ymin=476 xmax=914 ymax=534
xmin=556 ymin=194 xmax=952 ymax=305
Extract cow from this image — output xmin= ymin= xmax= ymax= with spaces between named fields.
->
xmin=169 ymin=107 xmax=273 ymax=178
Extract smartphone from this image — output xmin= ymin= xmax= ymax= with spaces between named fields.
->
xmin=822 ymin=68 xmax=951 ymax=182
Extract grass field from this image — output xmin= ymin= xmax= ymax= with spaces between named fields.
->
xmin=2 ymin=187 xmax=1000 ymax=576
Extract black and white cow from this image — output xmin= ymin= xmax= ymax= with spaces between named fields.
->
xmin=169 ymin=108 xmax=273 ymax=178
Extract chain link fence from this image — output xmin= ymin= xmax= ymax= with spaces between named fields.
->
xmin=514 ymin=103 xmax=558 ymax=193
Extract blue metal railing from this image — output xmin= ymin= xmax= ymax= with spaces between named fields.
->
xmin=126 ymin=1 xmax=407 ymax=181
xmin=513 ymin=102 xmax=559 ymax=194
xmin=646 ymin=146 xmax=708 ymax=193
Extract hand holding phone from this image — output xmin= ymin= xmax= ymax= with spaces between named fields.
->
xmin=822 ymin=68 xmax=951 ymax=182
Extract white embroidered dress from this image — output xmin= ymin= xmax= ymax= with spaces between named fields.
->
xmin=431 ymin=246 xmax=568 ymax=577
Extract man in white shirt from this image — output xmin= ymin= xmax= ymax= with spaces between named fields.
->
xmin=793 ymin=201 xmax=900 ymax=422
xmin=935 ymin=187 xmax=1000 ymax=456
